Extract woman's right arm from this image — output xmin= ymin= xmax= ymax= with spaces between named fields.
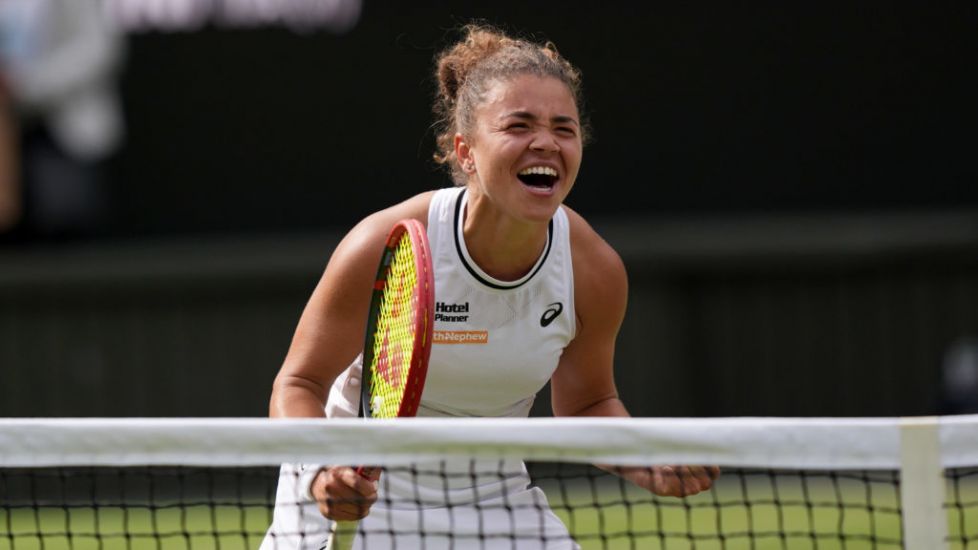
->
xmin=269 ymin=192 xmax=433 ymax=419
xmin=269 ymin=194 xmax=432 ymax=521
xmin=269 ymin=218 xmax=384 ymax=418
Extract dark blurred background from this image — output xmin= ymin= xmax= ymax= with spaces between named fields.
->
xmin=2 ymin=1 xmax=977 ymax=418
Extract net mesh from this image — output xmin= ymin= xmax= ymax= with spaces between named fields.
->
xmin=1 ymin=466 xmax=276 ymax=550
xmin=1 ymin=417 xmax=976 ymax=549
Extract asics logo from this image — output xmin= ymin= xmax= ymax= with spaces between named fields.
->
xmin=540 ymin=302 xmax=563 ymax=327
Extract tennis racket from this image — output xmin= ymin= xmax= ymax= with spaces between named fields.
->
xmin=325 ymin=218 xmax=435 ymax=550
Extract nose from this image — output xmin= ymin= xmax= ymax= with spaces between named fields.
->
xmin=530 ymin=130 xmax=560 ymax=153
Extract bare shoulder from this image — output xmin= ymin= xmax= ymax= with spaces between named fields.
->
xmin=372 ymin=189 xmax=437 ymax=228
xmin=563 ymin=206 xmax=628 ymax=331
xmin=564 ymin=205 xmax=628 ymax=292
xmin=349 ymin=190 xmax=435 ymax=240
xmin=332 ymin=190 xmax=437 ymax=265
xmin=310 ymin=189 xmax=438 ymax=324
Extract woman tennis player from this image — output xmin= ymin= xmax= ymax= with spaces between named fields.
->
xmin=262 ymin=24 xmax=719 ymax=550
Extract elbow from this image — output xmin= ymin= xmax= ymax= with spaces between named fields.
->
xmin=553 ymin=393 xmax=625 ymax=418
xmin=269 ymin=372 xmax=329 ymax=418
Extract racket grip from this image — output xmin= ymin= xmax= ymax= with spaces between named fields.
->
xmin=354 ymin=466 xmax=379 ymax=479
xmin=325 ymin=520 xmax=359 ymax=550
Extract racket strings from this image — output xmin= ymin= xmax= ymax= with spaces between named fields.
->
xmin=369 ymin=235 xmax=419 ymax=418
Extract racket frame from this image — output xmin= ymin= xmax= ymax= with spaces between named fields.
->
xmin=359 ymin=218 xmax=434 ymax=420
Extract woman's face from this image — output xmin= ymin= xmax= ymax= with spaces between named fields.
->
xmin=456 ymin=74 xmax=583 ymax=225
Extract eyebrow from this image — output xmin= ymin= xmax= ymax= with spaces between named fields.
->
xmin=503 ymin=111 xmax=580 ymax=126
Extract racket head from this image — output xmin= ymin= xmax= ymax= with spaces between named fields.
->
xmin=360 ymin=218 xmax=434 ymax=419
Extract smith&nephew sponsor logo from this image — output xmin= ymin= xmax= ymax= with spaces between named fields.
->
xmin=435 ymin=301 xmax=470 ymax=322
xmin=433 ymin=330 xmax=488 ymax=344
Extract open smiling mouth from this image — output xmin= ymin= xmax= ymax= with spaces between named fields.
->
xmin=517 ymin=166 xmax=559 ymax=189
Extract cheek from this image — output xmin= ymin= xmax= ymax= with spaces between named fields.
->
xmin=482 ymin=142 xmax=525 ymax=168
xmin=563 ymin=145 xmax=583 ymax=170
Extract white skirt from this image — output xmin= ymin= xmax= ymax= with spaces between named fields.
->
xmin=260 ymin=459 xmax=579 ymax=550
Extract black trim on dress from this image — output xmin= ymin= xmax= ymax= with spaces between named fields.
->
xmin=452 ymin=189 xmax=553 ymax=290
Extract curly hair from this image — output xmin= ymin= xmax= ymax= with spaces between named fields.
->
xmin=432 ymin=24 xmax=589 ymax=185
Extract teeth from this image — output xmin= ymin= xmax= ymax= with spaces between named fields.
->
xmin=518 ymin=166 xmax=558 ymax=177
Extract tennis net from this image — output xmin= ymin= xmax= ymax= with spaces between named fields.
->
xmin=1 ymin=416 xmax=976 ymax=549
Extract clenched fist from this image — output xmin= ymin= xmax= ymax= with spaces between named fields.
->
xmin=311 ymin=466 xmax=382 ymax=520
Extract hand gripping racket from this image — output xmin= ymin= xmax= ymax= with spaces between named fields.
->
xmin=325 ymin=219 xmax=435 ymax=550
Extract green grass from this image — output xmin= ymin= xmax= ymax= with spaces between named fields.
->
xmin=541 ymin=472 xmax=978 ymax=550
xmin=546 ymin=474 xmax=905 ymax=550
xmin=1 ymin=504 xmax=270 ymax=550
xmin=3 ymin=475 xmax=977 ymax=550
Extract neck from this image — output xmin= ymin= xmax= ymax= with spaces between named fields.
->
xmin=462 ymin=190 xmax=550 ymax=282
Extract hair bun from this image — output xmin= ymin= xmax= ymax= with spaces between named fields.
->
xmin=436 ymin=25 xmax=510 ymax=105
xmin=437 ymin=58 xmax=462 ymax=106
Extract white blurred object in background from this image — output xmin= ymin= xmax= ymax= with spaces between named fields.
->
xmin=105 ymin=0 xmax=362 ymax=34
xmin=0 ymin=0 xmax=124 ymax=160
xmin=0 ymin=0 xmax=124 ymax=238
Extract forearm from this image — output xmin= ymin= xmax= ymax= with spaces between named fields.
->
xmin=569 ymin=397 xmax=718 ymax=496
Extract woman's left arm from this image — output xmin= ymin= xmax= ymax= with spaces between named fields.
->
xmin=549 ymin=213 xmax=629 ymax=419
xmin=551 ymin=210 xmax=719 ymax=497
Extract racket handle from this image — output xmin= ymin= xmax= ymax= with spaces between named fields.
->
xmin=325 ymin=520 xmax=359 ymax=550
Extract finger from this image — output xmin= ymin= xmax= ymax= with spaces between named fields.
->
xmin=688 ymin=465 xmax=721 ymax=490
xmin=327 ymin=500 xmax=373 ymax=520
xmin=315 ymin=467 xmax=378 ymax=520
xmin=683 ymin=465 xmax=715 ymax=492
xmin=669 ymin=465 xmax=711 ymax=497
xmin=652 ymin=466 xmax=684 ymax=497
xmin=671 ymin=466 xmax=702 ymax=496
xmin=688 ymin=465 xmax=720 ymax=494
xmin=340 ymin=467 xmax=380 ymax=496
xmin=321 ymin=488 xmax=375 ymax=521
xmin=358 ymin=466 xmax=383 ymax=482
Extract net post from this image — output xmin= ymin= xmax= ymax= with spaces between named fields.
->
xmin=899 ymin=416 xmax=948 ymax=549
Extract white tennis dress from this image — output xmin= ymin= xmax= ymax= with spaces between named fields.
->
xmin=262 ymin=187 xmax=578 ymax=549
